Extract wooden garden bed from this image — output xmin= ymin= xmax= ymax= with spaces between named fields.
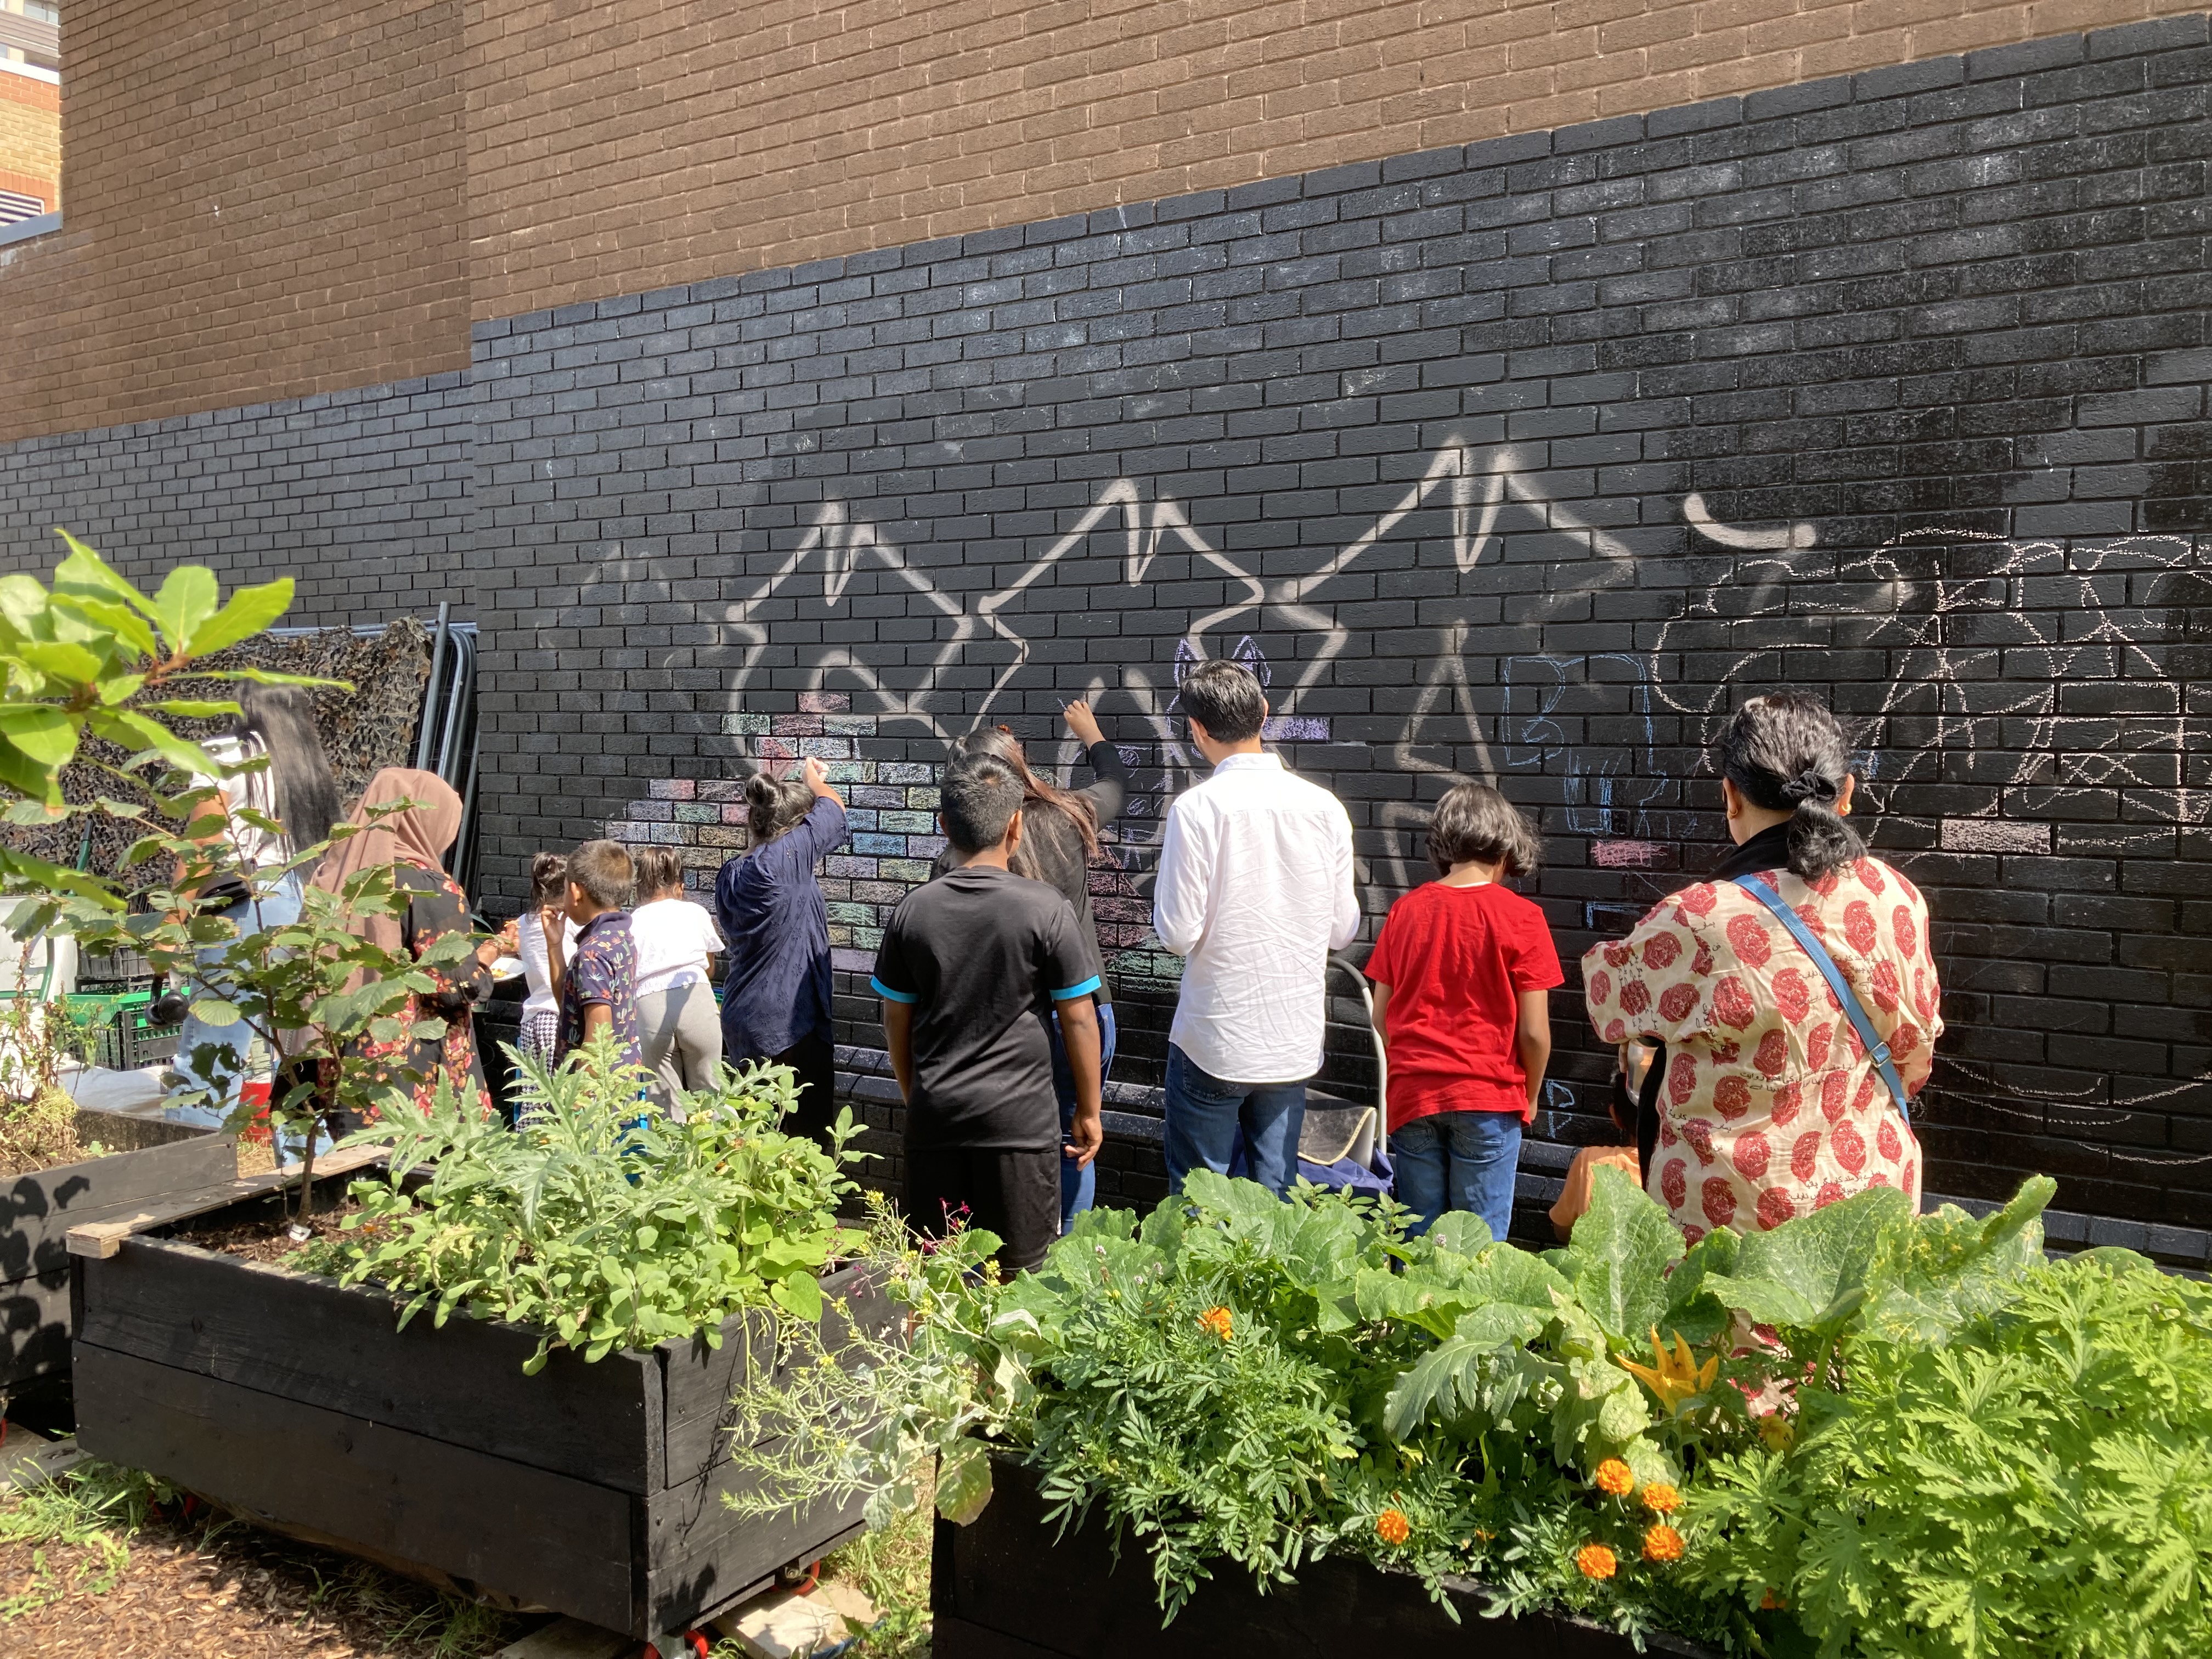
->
xmin=68 ymin=1178 xmax=891 ymax=1640
xmin=933 ymin=1454 xmax=1716 ymax=1659
xmin=1 ymin=1107 xmax=233 ymax=1394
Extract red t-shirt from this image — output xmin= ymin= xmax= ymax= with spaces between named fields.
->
xmin=1364 ymin=881 xmax=1563 ymax=1128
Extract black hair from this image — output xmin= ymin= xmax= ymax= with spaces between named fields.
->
xmin=529 ymin=850 xmax=568 ymax=906
xmin=567 ymin=839 xmax=635 ymax=909
xmin=237 ymin=682 xmax=340 ymax=852
xmin=1718 ymin=692 xmax=1867 ymax=882
xmin=1178 ymin=658 xmax=1267 ymax=745
xmin=939 ymin=755 xmax=1024 ymax=855
xmin=632 ymin=845 xmax=684 ymax=899
xmin=951 ymin=725 xmax=1099 ymax=856
xmin=1426 ymin=782 xmax=1540 ymax=878
xmin=744 ymin=769 xmax=817 ymax=844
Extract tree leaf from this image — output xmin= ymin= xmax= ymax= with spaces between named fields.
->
xmin=0 ymin=703 xmax=82 ymax=768
xmin=187 ymin=577 xmax=295 ymax=657
xmin=149 ymin=566 xmax=221 ymax=655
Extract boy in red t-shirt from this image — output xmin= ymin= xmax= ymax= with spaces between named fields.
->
xmin=1365 ymin=784 xmax=1562 ymax=1242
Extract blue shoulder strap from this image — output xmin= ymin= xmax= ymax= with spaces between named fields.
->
xmin=1731 ymin=873 xmax=1910 ymax=1122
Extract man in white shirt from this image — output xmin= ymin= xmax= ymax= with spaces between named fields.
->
xmin=1153 ymin=659 xmax=1361 ymax=1195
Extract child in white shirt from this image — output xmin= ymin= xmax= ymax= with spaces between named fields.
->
xmin=628 ymin=846 xmax=726 ymax=1109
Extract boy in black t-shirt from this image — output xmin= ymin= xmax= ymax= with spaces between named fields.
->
xmin=872 ymin=756 xmax=1104 ymax=1273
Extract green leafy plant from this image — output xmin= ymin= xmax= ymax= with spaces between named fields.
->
xmin=1685 ymin=1249 xmax=2212 ymax=1659
xmin=306 ymin=1039 xmax=866 ymax=1371
xmin=727 ymin=1163 xmax=2171 ymax=1655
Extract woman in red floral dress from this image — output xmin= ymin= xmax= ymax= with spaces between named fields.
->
xmin=1582 ymin=695 xmax=1942 ymax=1240
xmin=309 ymin=768 xmax=498 ymax=1122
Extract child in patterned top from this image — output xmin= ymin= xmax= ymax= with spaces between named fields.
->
xmin=555 ymin=839 xmax=643 ymax=1070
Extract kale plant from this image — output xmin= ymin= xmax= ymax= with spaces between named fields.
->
xmin=306 ymin=1039 xmax=863 ymax=1370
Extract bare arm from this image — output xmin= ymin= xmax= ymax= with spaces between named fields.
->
xmin=584 ymin=1002 xmax=612 ymax=1039
xmin=1516 ymin=986 xmax=1551 ymax=1124
xmin=1368 ymin=979 xmax=1391 ymax=1048
xmin=882 ymin=999 xmax=915 ymax=1103
xmin=1056 ymin=996 xmax=1104 ymax=1167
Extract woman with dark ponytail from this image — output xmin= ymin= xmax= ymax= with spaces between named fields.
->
xmin=1582 ymin=693 xmax=1943 ymax=1240
xmin=713 ymin=755 xmax=848 ymax=1149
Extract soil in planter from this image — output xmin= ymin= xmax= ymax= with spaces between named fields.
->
xmin=189 ymin=1201 xmax=376 ymax=1266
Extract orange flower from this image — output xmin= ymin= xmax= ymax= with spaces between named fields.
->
xmin=1375 ymin=1508 xmax=1411 ymax=1547
xmin=1576 ymin=1543 xmax=1618 ymax=1581
xmin=1641 ymin=1482 xmax=1681 ymax=1515
xmin=1593 ymin=1458 xmax=1634 ymax=1497
xmin=1641 ymin=1523 xmax=1685 ymax=1564
xmin=1199 ymin=1306 xmax=1232 ymax=1341
xmin=1760 ymin=1588 xmax=1788 ymax=1611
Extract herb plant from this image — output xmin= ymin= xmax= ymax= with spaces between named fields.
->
xmin=306 ymin=1039 xmax=865 ymax=1371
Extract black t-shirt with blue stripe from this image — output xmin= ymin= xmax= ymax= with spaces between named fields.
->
xmin=872 ymin=864 xmax=1098 ymax=1152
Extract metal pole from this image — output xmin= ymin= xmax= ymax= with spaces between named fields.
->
xmin=414 ymin=602 xmax=451 ymax=770
xmin=436 ymin=628 xmax=471 ymax=783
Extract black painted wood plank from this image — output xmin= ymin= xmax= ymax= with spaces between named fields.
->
xmin=643 ymin=1455 xmax=867 ymax=1637
xmin=0 ymin=1130 xmax=235 ymax=1276
xmin=0 ymin=1265 xmax=69 ymax=1386
xmin=936 ymin=1457 xmax=1715 ymax=1659
xmin=74 ymin=1343 xmax=639 ymax=1634
xmin=77 ymin=1235 xmax=656 ymax=1491
xmin=661 ymin=1266 xmax=894 ymax=1485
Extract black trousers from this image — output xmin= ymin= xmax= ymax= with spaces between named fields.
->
xmin=775 ymin=1029 xmax=839 ymax=1153
xmin=902 ymin=1146 xmax=1061 ymax=1275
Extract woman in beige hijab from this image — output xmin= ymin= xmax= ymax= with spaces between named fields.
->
xmin=310 ymin=768 xmax=499 ymax=1120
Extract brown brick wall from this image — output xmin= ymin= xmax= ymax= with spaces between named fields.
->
xmin=6 ymin=1 xmax=2206 ymax=442
xmin=0 ymin=1 xmax=468 ymax=445
xmin=0 ymin=68 xmax=58 ymax=210
xmin=464 ymin=0 xmax=2210 ymax=321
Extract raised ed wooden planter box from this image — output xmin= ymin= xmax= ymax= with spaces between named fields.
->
xmin=70 ymin=1180 xmax=890 ymax=1639
xmin=1 ymin=1107 xmax=233 ymax=1393
xmin=934 ymin=1454 xmax=1717 ymax=1659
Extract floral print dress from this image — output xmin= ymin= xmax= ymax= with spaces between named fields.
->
xmin=1581 ymin=857 xmax=1940 ymax=1241
xmin=347 ymin=862 xmax=494 ymax=1120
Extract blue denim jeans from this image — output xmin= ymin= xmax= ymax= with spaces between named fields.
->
xmin=1163 ymin=1043 xmax=1307 ymax=1198
xmin=1048 ymin=1000 xmax=1117 ymax=1230
xmin=1391 ymin=1109 xmax=1522 ymax=1243
xmin=167 ymin=868 xmax=306 ymax=1121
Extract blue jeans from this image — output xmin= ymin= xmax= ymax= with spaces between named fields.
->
xmin=167 ymin=869 xmax=305 ymax=1130
xmin=1163 ymin=1043 xmax=1307 ymax=1198
xmin=1048 ymin=1000 xmax=1116 ymax=1230
xmin=1392 ymin=1109 xmax=1522 ymax=1243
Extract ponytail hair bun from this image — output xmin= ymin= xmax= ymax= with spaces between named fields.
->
xmin=744 ymin=769 xmax=816 ymax=844
xmin=1718 ymin=693 xmax=1866 ymax=882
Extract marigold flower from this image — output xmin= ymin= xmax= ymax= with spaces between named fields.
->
xmin=1593 ymin=1458 xmax=1635 ymax=1497
xmin=1375 ymin=1508 xmax=1411 ymax=1547
xmin=1641 ymin=1482 xmax=1681 ymax=1515
xmin=1576 ymin=1543 xmax=1618 ymax=1581
xmin=1760 ymin=1588 xmax=1788 ymax=1611
xmin=1199 ymin=1306 xmax=1233 ymax=1341
xmin=1641 ymin=1523 xmax=1685 ymax=1564
xmin=1757 ymin=1413 xmax=1796 ymax=1453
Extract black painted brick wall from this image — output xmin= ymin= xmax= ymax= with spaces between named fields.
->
xmin=467 ymin=15 xmax=2212 ymax=1239
xmin=3 ymin=16 xmax=2208 ymax=1251
xmin=0 ymin=373 xmax=475 ymax=626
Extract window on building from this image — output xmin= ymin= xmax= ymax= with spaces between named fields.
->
xmin=1 ymin=0 xmax=60 ymax=229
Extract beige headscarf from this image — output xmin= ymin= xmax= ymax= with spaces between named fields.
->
xmin=309 ymin=768 xmax=464 ymax=966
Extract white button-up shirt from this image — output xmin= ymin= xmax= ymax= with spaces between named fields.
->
xmin=1152 ymin=752 xmax=1361 ymax=1083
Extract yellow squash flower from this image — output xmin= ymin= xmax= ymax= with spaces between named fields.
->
xmin=1617 ymin=1327 xmax=1718 ymax=1415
